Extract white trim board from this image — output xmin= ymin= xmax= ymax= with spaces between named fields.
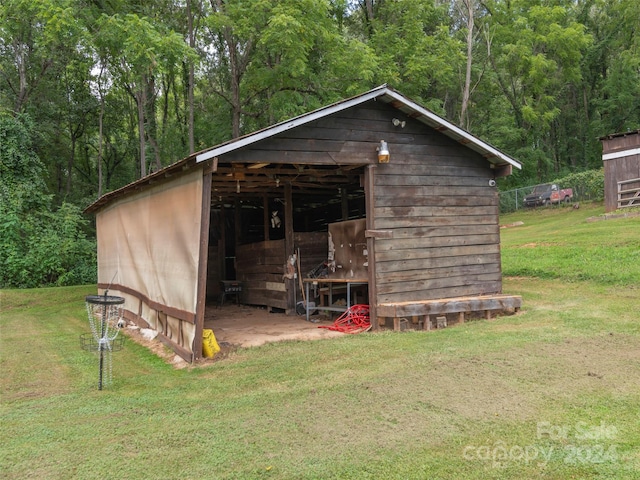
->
xmin=603 ymin=147 xmax=640 ymax=161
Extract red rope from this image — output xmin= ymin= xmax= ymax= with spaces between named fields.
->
xmin=318 ymin=304 xmax=371 ymax=334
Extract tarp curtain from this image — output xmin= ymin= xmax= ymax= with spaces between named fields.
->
xmin=96 ymin=170 xmax=204 ymax=352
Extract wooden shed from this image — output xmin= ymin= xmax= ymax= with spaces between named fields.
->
xmin=600 ymin=129 xmax=640 ymax=212
xmin=86 ymin=85 xmax=523 ymax=361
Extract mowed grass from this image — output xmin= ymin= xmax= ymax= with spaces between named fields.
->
xmin=1 ymin=202 xmax=639 ymax=479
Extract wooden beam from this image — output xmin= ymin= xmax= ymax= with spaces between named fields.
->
xmin=365 ymin=165 xmax=378 ymax=329
xmin=220 ymin=204 xmax=227 ymax=280
xmin=158 ymin=333 xmax=193 ymax=363
xmin=492 ymin=164 xmax=512 ymax=178
xmin=341 ymin=188 xmax=349 ymax=220
xmin=234 ymin=197 xmax=242 ymax=246
xmin=194 ymin=171 xmax=212 ymax=361
xmin=284 ymin=182 xmax=295 ymax=314
xmin=263 ymin=194 xmax=270 ymax=241
xmin=377 ymin=294 xmax=522 ymax=318
xmin=365 ymin=229 xmax=393 ymax=239
xmin=98 ymin=282 xmax=196 ymax=324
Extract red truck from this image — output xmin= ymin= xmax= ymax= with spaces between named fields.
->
xmin=524 ymin=184 xmax=573 ymax=207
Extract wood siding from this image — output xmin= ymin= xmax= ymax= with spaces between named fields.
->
xmin=602 ymin=132 xmax=640 ymax=213
xmin=367 ymin=106 xmax=502 ymax=305
xmin=222 ymin=100 xmax=504 ymax=307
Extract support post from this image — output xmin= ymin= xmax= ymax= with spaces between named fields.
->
xmin=364 ymin=165 xmax=378 ymax=329
xmin=194 ymin=171 xmax=212 ymax=361
xmin=284 ymin=182 xmax=295 ymax=314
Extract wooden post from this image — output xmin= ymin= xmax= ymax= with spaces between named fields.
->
xmin=364 ymin=165 xmax=378 ymax=329
xmin=263 ymin=195 xmax=270 ymax=241
xmin=234 ymin=198 xmax=242 ymax=247
xmin=219 ymin=204 xmax=226 ymax=281
xmin=284 ymin=182 xmax=295 ymax=314
xmin=194 ymin=171 xmax=212 ymax=361
xmin=341 ymin=188 xmax=349 ymax=220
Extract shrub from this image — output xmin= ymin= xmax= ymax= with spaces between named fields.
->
xmin=0 ymin=114 xmax=96 ymax=288
xmin=552 ymin=168 xmax=604 ymax=202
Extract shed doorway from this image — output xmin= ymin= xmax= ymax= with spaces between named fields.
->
xmin=202 ymin=162 xmax=369 ymax=346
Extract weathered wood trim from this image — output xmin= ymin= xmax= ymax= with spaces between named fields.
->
xmin=98 ymin=283 xmax=196 ymax=323
xmin=157 ymin=332 xmax=193 ymax=363
xmin=375 ymin=205 xmax=499 ymax=218
xmin=376 ymin=252 xmax=501 ymax=273
xmin=492 ymin=164 xmax=512 ymax=178
xmin=365 ymin=165 xmax=378 ymax=329
xmin=194 ymin=171 xmax=212 ymax=361
xmin=263 ymin=195 xmax=270 ymax=240
xmin=284 ymin=182 xmax=295 ymax=314
xmin=376 ymin=271 xmax=501 ymax=295
xmin=365 ymin=229 xmax=393 ymax=239
xmin=377 ymin=295 xmax=522 ymax=317
xmin=377 ymin=282 xmax=503 ymax=305
xmin=121 ymin=308 xmax=151 ymax=329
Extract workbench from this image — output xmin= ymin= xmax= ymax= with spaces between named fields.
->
xmin=303 ymin=278 xmax=368 ymax=322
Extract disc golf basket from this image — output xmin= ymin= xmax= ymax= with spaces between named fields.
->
xmin=81 ymin=293 xmax=125 ymax=390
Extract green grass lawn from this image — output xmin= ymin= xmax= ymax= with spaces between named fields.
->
xmin=1 ymin=202 xmax=639 ymax=479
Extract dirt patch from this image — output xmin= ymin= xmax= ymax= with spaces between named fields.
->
xmin=204 ymin=304 xmax=344 ymax=348
xmin=120 ymin=304 xmax=345 ymax=368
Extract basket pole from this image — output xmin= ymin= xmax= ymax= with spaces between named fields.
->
xmin=98 ymin=298 xmax=107 ymax=390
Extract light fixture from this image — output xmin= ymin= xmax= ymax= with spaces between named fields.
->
xmin=392 ymin=118 xmax=406 ymax=128
xmin=377 ymin=140 xmax=390 ymax=163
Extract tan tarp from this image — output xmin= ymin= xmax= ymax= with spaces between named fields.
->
xmin=96 ymin=169 xmax=204 ymax=354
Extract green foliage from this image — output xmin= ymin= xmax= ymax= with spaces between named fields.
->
xmin=369 ymin=0 xmax=463 ymax=112
xmin=552 ymin=168 xmax=605 ymax=202
xmin=1 ymin=0 xmax=639 ymax=288
xmin=0 ymin=114 xmax=96 ymax=288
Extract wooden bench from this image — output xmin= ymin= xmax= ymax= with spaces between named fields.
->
xmin=377 ymin=294 xmax=522 ymax=331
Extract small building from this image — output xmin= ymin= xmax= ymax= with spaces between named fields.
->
xmin=600 ymin=129 xmax=640 ymax=212
xmin=86 ymin=85 xmax=523 ymax=361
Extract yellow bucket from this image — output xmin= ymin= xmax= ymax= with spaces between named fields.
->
xmin=202 ymin=329 xmax=220 ymax=358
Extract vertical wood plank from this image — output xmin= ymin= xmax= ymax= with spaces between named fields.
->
xmin=284 ymin=182 xmax=295 ymax=313
xmin=263 ymin=195 xmax=270 ymax=241
xmin=364 ymin=165 xmax=378 ymax=329
xmin=341 ymin=187 xmax=349 ymax=220
xmin=220 ymin=204 xmax=226 ymax=280
xmin=194 ymin=171 xmax=212 ymax=361
xmin=234 ymin=198 xmax=242 ymax=247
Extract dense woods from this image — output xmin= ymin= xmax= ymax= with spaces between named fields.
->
xmin=1 ymin=0 xmax=639 ymax=287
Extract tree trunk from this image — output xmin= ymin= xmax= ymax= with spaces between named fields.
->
xmin=187 ymin=0 xmax=196 ymax=153
xmin=137 ymin=86 xmax=146 ymax=178
xmin=98 ymin=97 xmax=104 ymax=197
xmin=459 ymin=0 xmax=475 ymax=130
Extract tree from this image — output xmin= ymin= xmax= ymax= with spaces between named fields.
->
xmin=0 ymin=114 xmax=96 ymax=288
xmin=367 ymin=0 xmax=464 ymax=113
xmin=482 ymin=0 xmax=592 ymax=179
xmin=94 ymin=12 xmax=195 ymax=177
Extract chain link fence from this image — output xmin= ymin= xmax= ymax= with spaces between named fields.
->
xmin=499 ymin=169 xmax=605 ymax=214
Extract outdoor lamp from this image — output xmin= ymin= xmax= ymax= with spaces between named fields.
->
xmin=377 ymin=140 xmax=390 ymax=163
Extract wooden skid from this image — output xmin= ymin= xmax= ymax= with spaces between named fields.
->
xmin=377 ymin=294 xmax=522 ymax=318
